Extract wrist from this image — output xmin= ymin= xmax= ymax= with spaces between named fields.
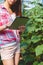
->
xmin=4 ymin=25 xmax=8 ymax=29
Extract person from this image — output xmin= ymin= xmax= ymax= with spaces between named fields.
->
xmin=0 ymin=0 xmax=25 ymax=65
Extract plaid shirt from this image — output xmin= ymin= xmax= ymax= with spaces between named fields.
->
xmin=0 ymin=4 xmax=17 ymax=46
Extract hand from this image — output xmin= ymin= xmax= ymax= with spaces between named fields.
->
xmin=0 ymin=25 xmax=6 ymax=31
xmin=16 ymin=30 xmax=20 ymax=36
xmin=15 ymin=30 xmax=20 ymax=42
xmin=6 ymin=21 xmax=12 ymax=27
xmin=18 ymin=25 xmax=25 ymax=33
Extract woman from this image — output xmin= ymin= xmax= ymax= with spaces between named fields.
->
xmin=0 ymin=0 xmax=24 ymax=65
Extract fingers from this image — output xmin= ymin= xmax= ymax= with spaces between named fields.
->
xmin=18 ymin=25 xmax=25 ymax=33
xmin=16 ymin=30 xmax=20 ymax=35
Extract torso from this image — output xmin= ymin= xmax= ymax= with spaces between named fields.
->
xmin=0 ymin=4 xmax=18 ymax=47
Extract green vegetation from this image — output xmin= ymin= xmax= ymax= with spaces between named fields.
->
xmin=20 ymin=3 xmax=43 ymax=65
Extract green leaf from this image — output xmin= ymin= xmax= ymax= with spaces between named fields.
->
xmin=33 ymin=61 xmax=39 ymax=65
xmin=26 ymin=26 xmax=35 ymax=32
xmin=20 ymin=42 xmax=28 ymax=49
xmin=41 ymin=27 xmax=43 ymax=30
xmin=24 ymin=54 xmax=35 ymax=63
xmin=35 ymin=44 xmax=43 ymax=56
xmin=38 ymin=62 xmax=43 ymax=65
xmin=25 ymin=39 xmax=31 ymax=45
xmin=31 ymin=35 xmax=41 ymax=43
xmin=35 ymin=28 xmax=41 ymax=32
xmin=35 ymin=18 xmax=43 ymax=23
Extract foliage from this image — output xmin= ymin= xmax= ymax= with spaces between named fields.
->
xmin=20 ymin=3 xmax=43 ymax=65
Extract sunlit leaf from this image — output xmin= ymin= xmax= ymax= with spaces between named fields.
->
xmin=35 ymin=44 xmax=43 ymax=56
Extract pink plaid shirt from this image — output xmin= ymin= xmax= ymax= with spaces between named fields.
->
xmin=0 ymin=4 xmax=18 ymax=47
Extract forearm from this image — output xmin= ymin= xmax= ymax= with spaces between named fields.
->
xmin=0 ymin=25 xmax=7 ymax=31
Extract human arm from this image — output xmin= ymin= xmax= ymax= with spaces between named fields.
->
xmin=0 ymin=25 xmax=7 ymax=31
xmin=16 ymin=25 xmax=25 ymax=38
xmin=18 ymin=25 xmax=26 ymax=34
